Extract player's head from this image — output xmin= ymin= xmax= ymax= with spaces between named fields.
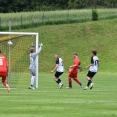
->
xmin=55 ymin=53 xmax=60 ymax=58
xmin=73 ymin=52 xmax=78 ymax=58
xmin=30 ymin=48 xmax=34 ymax=53
xmin=92 ymin=50 xmax=97 ymax=56
xmin=0 ymin=50 xmax=1 ymax=54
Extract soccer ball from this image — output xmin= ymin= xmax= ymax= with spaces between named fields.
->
xmin=7 ymin=40 xmax=13 ymax=45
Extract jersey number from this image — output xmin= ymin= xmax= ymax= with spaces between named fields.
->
xmin=0 ymin=59 xmax=3 ymax=66
xmin=61 ymin=61 xmax=64 ymax=66
xmin=94 ymin=60 xmax=98 ymax=65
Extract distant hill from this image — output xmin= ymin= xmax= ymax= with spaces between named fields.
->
xmin=1 ymin=18 xmax=117 ymax=73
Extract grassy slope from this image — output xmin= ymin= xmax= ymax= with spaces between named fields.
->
xmin=17 ymin=18 xmax=117 ymax=73
xmin=0 ymin=73 xmax=117 ymax=117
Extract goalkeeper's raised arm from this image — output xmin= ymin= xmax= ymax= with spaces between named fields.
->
xmin=29 ymin=43 xmax=43 ymax=90
xmin=31 ymin=43 xmax=43 ymax=59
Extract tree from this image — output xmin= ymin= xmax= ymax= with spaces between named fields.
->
xmin=94 ymin=0 xmax=97 ymax=9
xmin=111 ymin=0 xmax=114 ymax=8
xmin=0 ymin=0 xmax=117 ymax=13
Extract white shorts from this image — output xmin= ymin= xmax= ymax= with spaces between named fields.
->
xmin=30 ymin=66 xmax=36 ymax=76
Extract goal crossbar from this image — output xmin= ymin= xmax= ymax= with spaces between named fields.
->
xmin=0 ymin=32 xmax=38 ymax=36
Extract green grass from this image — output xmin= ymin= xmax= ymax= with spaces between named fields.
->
xmin=14 ymin=18 xmax=117 ymax=73
xmin=0 ymin=11 xmax=117 ymax=117
xmin=0 ymin=9 xmax=117 ymax=29
xmin=1 ymin=18 xmax=117 ymax=73
xmin=0 ymin=73 xmax=117 ymax=117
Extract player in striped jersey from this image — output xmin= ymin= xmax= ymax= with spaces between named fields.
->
xmin=83 ymin=50 xmax=100 ymax=90
xmin=51 ymin=53 xmax=64 ymax=89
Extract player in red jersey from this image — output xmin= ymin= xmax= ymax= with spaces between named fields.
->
xmin=66 ymin=52 xmax=82 ymax=89
xmin=0 ymin=50 xmax=10 ymax=92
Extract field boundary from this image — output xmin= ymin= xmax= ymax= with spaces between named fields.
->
xmin=0 ymin=9 xmax=117 ymax=30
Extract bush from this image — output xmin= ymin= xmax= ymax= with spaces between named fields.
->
xmin=92 ymin=9 xmax=98 ymax=21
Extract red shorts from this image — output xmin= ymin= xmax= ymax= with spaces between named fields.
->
xmin=0 ymin=72 xmax=7 ymax=81
xmin=68 ymin=72 xmax=78 ymax=78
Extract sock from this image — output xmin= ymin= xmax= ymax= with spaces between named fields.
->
xmin=69 ymin=78 xmax=72 ymax=87
xmin=58 ymin=79 xmax=63 ymax=85
xmin=2 ymin=81 xmax=7 ymax=86
xmin=87 ymin=80 xmax=92 ymax=87
xmin=31 ymin=76 xmax=35 ymax=86
xmin=56 ymin=80 xmax=59 ymax=84
xmin=56 ymin=79 xmax=61 ymax=85
xmin=6 ymin=84 xmax=9 ymax=88
xmin=73 ymin=78 xmax=81 ymax=85
xmin=58 ymin=79 xmax=61 ymax=83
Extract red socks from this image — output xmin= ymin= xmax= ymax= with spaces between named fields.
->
xmin=73 ymin=78 xmax=81 ymax=85
xmin=2 ymin=81 xmax=7 ymax=86
xmin=69 ymin=78 xmax=72 ymax=87
xmin=68 ymin=78 xmax=81 ymax=87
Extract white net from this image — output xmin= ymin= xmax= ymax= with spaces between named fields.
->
xmin=0 ymin=33 xmax=38 ymax=88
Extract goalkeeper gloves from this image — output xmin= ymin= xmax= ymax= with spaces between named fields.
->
xmin=39 ymin=43 xmax=43 ymax=47
xmin=31 ymin=42 xmax=35 ymax=48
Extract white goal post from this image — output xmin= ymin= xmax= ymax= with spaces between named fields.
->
xmin=0 ymin=32 xmax=39 ymax=89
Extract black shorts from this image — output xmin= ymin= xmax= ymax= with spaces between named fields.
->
xmin=87 ymin=71 xmax=96 ymax=78
xmin=54 ymin=72 xmax=63 ymax=78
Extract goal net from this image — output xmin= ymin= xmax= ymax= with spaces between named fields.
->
xmin=0 ymin=32 xmax=39 ymax=89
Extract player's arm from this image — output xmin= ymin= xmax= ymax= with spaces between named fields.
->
xmin=51 ymin=64 xmax=58 ymax=73
xmin=70 ymin=60 xmax=79 ymax=68
xmin=32 ymin=43 xmax=43 ymax=58
xmin=86 ymin=64 xmax=93 ymax=68
xmin=86 ymin=57 xmax=93 ymax=68
xmin=70 ymin=64 xmax=77 ymax=68
xmin=51 ymin=59 xmax=59 ymax=73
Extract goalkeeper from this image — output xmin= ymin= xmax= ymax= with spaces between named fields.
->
xmin=29 ymin=42 xmax=35 ymax=75
xmin=29 ymin=43 xmax=43 ymax=90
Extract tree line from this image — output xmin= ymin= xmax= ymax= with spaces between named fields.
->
xmin=0 ymin=0 xmax=117 ymax=13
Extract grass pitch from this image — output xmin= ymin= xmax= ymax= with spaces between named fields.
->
xmin=0 ymin=73 xmax=116 ymax=117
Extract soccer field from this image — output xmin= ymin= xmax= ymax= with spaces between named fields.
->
xmin=0 ymin=73 xmax=117 ymax=117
